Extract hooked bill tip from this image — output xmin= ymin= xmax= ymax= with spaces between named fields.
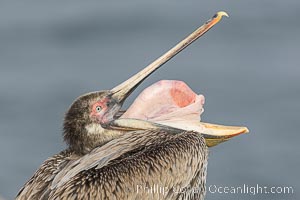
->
xmin=217 ymin=11 xmax=229 ymax=18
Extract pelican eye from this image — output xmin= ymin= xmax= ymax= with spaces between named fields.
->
xmin=96 ymin=106 xmax=102 ymax=112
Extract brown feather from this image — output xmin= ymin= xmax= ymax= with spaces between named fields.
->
xmin=16 ymin=150 xmax=78 ymax=200
xmin=47 ymin=130 xmax=208 ymax=200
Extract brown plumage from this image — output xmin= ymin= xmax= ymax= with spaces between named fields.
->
xmin=50 ymin=130 xmax=207 ymax=199
xmin=16 ymin=150 xmax=75 ymax=199
xmin=16 ymin=11 xmax=248 ymax=200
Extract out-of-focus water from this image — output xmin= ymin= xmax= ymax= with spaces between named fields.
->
xmin=0 ymin=1 xmax=299 ymax=199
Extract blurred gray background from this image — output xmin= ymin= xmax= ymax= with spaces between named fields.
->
xmin=0 ymin=1 xmax=299 ymax=200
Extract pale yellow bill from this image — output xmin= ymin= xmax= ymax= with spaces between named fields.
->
xmin=200 ymin=122 xmax=249 ymax=147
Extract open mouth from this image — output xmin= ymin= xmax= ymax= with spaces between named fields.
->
xmin=121 ymin=80 xmax=249 ymax=147
xmin=108 ymin=12 xmax=248 ymax=147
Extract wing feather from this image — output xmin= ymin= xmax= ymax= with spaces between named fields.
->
xmin=49 ymin=130 xmax=208 ymax=200
xmin=16 ymin=149 xmax=76 ymax=200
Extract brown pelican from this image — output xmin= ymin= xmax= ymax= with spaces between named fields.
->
xmin=16 ymin=11 xmax=248 ymax=200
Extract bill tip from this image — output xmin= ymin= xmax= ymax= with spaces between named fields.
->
xmin=244 ymin=127 xmax=250 ymax=134
xmin=217 ymin=11 xmax=229 ymax=18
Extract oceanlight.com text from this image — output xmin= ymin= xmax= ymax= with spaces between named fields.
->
xmin=208 ymin=184 xmax=294 ymax=195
